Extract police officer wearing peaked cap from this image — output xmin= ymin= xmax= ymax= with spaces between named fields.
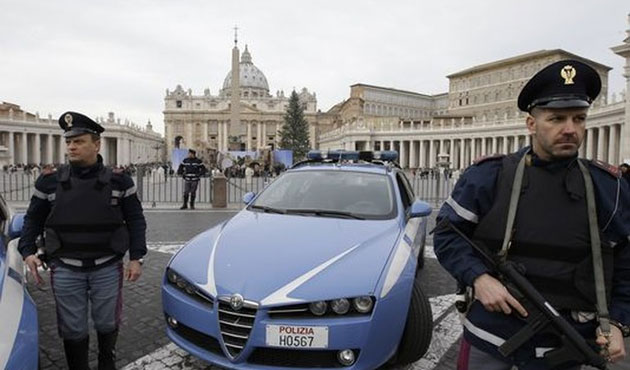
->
xmin=434 ymin=60 xmax=630 ymax=369
xmin=18 ymin=111 xmax=147 ymax=370
xmin=177 ymin=148 xmax=206 ymax=209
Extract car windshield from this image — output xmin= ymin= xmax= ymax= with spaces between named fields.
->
xmin=250 ymin=170 xmax=396 ymax=220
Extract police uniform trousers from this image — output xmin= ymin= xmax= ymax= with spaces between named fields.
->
xmin=50 ymin=260 xmax=123 ymax=340
xmin=183 ymin=180 xmax=199 ymax=196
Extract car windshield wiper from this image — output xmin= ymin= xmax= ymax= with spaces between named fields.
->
xmin=250 ymin=205 xmax=287 ymax=214
xmin=286 ymin=208 xmax=365 ymax=220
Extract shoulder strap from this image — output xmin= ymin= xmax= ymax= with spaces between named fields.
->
xmin=577 ymin=159 xmax=610 ymax=338
xmin=497 ymin=153 xmax=528 ymax=261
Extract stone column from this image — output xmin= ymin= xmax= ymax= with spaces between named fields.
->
xmin=586 ymin=128 xmax=594 ymax=160
xmin=491 ymin=137 xmax=497 ymax=154
xmin=204 ymin=122 xmax=209 ymax=144
xmin=419 ymin=140 xmax=425 ymax=168
xmin=101 ymin=137 xmax=108 ymax=165
xmin=246 ymin=121 xmax=252 ymax=151
xmin=58 ymin=135 xmax=65 ymax=164
xmin=186 ymin=122 xmax=193 ymax=149
xmin=400 ymin=140 xmax=407 ymax=168
xmin=366 ymin=139 xmax=372 ymax=151
xmin=502 ymin=136 xmax=508 ymax=154
xmin=217 ymin=122 xmax=223 ymax=152
xmin=410 ymin=140 xmax=417 ymax=168
xmin=597 ymin=126 xmax=606 ymax=161
xmin=471 ymin=138 xmax=476 ymax=161
xmin=224 ymin=122 xmax=229 ymax=151
xmin=21 ymin=133 xmax=28 ymax=164
xmin=47 ymin=134 xmax=53 ymax=164
xmin=256 ymin=122 xmax=262 ymax=149
xmin=262 ymin=123 xmax=267 ymax=148
xmin=390 ymin=140 xmax=395 ymax=153
xmin=429 ymin=140 xmax=435 ymax=168
xmin=457 ymin=139 xmax=466 ymax=168
xmin=117 ymin=138 xmax=124 ymax=165
xmin=379 ymin=140 xmax=385 ymax=151
xmin=512 ymin=135 xmax=519 ymax=152
xmin=579 ymin=133 xmax=586 ymax=158
xmin=612 ymin=30 xmax=630 ymax=163
xmin=33 ymin=134 xmax=41 ymax=165
xmin=8 ymin=132 xmax=14 ymax=165
xmin=609 ymin=124 xmax=619 ymax=164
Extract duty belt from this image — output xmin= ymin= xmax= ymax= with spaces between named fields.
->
xmin=59 ymin=254 xmax=118 ymax=268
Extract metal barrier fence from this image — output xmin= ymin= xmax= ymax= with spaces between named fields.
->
xmin=0 ymin=172 xmax=454 ymax=207
xmin=134 ymin=173 xmax=214 ymax=204
xmin=409 ymin=176 xmax=454 ymax=207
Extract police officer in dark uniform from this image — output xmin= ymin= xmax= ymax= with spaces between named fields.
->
xmin=177 ymin=149 xmax=206 ymax=209
xmin=434 ymin=60 xmax=630 ymax=369
xmin=18 ymin=112 xmax=147 ymax=370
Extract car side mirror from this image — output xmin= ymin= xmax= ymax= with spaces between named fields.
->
xmin=9 ymin=213 xmax=25 ymax=239
xmin=410 ymin=200 xmax=432 ymax=218
xmin=243 ymin=192 xmax=256 ymax=205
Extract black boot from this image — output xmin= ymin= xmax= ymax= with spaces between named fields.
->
xmin=97 ymin=330 xmax=118 ymax=370
xmin=190 ymin=195 xmax=196 ymax=210
xmin=180 ymin=194 xmax=189 ymax=209
xmin=63 ymin=336 xmax=90 ymax=370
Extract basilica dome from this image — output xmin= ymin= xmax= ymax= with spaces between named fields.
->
xmin=222 ymin=45 xmax=270 ymax=93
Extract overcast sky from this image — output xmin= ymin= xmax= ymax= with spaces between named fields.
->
xmin=1 ymin=1 xmax=628 ymax=135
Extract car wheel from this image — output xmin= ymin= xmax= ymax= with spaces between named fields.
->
xmin=392 ymin=276 xmax=433 ymax=365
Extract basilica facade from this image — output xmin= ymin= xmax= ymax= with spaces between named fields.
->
xmin=163 ymin=42 xmax=320 ymax=162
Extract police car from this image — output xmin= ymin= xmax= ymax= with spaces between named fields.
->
xmin=162 ymin=150 xmax=433 ymax=369
xmin=0 ymin=197 xmax=38 ymax=370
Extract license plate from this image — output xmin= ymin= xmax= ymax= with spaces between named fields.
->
xmin=265 ymin=324 xmax=329 ymax=348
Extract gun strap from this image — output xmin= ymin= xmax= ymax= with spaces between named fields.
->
xmin=498 ymin=153 xmax=528 ymax=261
xmin=577 ymin=159 xmax=610 ymax=335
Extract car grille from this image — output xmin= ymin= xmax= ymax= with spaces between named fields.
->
xmin=169 ymin=319 xmax=224 ymax=357
xmin=249 ymin=348 xmax=360 ymax=368
xmin=218 ymin=300 xmax=257 ymax=358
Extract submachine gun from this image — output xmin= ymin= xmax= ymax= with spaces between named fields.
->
xmin=436 ymin=218 xmax=608 ymax=370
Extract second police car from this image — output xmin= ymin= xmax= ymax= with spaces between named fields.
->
xmin=0 ymin=197 xmax=38 ymax=370
xmin=162 ymin=150 xmax=433 ymax=369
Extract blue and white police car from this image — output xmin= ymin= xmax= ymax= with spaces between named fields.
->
xmin=0 ymin=197 xmax=38 ymax=370
xmin=162 ymin=150 xmax=433 ymax=369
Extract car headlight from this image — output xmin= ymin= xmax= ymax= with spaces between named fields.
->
xmin=353 ymin=296 xmax=374 ymax=313
xmin=309 ymin=301 xmax=328 ymax=316
xmin=167 ymin=269 xmax=178 ymax=284
xmin=165 ymin=268 xmax=214 ymax=306
xmin=331 ymin=298 xmax=350 ymax=315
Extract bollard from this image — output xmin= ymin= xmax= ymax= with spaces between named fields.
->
xmin=212 ymin=174 xmax=227 ymax=208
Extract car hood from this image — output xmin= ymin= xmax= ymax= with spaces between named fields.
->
xmin=170 ymin=210 xmax=401 ymax=307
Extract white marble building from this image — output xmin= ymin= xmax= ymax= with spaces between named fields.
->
xmin=0 ymin=104 xmax=165 ymax=167
xmin=319 ymin=19 xmax=630 ymax=169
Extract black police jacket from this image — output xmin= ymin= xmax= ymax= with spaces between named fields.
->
xmin=177 ymin=157 xmax=206 ymax=182
xmin=18 ymin=156 xmax=147 ymax=264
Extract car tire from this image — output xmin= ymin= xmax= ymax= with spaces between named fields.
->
xmin=392 ymin=276 xmax=433 ymax=365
